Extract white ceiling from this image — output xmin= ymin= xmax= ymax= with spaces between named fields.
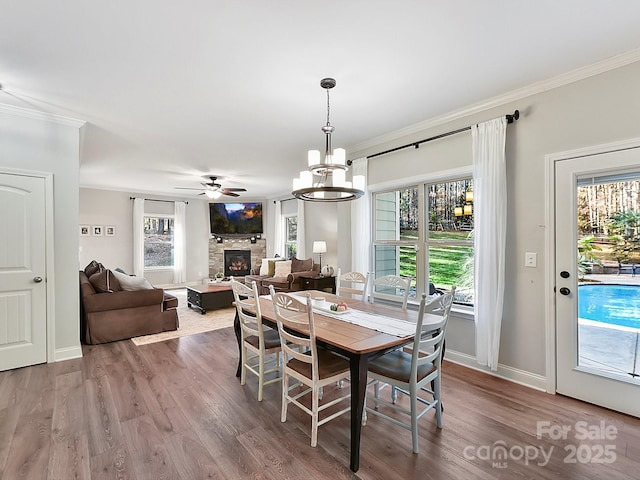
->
xmin=2 ymin=1 xmax=640 ymax=199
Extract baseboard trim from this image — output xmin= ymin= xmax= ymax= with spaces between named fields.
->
xmin=54 ymin=345 xmax=83 ymax=363
xmin=445 ymin=350 xmax=548 ymax=392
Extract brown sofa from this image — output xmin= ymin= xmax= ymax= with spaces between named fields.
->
xmin=245 ymin=257 xmax=320 ymax=295
xmin=79 ymin=265 xmax=179 ymax=344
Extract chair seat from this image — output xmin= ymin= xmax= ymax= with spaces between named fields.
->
xmin=245 ymin=328 xmax=281 ymax=350
xmin=368 ymin=350 xmax=436 ymax=383
xmin=288 ymin=350 xmax=350 ymax=380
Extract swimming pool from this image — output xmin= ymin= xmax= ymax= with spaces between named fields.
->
xmin=578 ymin=284 xmax=640 ymax=330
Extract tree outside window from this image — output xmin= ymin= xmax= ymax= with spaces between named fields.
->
xmin=144 ymin=216 xmax=174 ymax=267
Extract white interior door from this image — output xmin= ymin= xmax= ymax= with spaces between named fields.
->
xmin=0 ymin=172 xmax=47 ymax=371
xmin=555 ymin=147 xmax=640 ymax=417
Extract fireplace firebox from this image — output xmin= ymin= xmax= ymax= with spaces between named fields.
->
xmin=224 ymin=250 xmax=252 ymax=277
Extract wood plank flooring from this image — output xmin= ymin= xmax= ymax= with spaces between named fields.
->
xmin=1 ymin=326 xmax=639 ymax=479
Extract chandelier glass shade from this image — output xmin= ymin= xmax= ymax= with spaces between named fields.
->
xmin=292 ymin=78 xmax=365 ymax=202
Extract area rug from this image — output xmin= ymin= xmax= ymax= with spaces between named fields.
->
xmin=131 ymin=288 xmax=236 ymax=346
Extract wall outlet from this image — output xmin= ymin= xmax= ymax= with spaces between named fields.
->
xmin=525 ymin=252 xmax=537 ymax=268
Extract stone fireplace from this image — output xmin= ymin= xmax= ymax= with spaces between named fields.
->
xmin=209 ymin=238 xmax=266 ymax=279
xmin=223 ymin=249 xmax=252 ymax=277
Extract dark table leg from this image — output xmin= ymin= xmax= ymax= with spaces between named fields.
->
xmin=349 ymin=353 xmax=369 ymax=472
xmin=234 ymin=310 xmax=242 ymax=377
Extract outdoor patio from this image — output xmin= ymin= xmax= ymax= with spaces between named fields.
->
xmin=578 ymin=272 xmax=640 ymax=382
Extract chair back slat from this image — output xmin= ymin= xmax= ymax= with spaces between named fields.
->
xmin=336 ymin=268 xmax=370 ymax=301
xmin=231 ymin=279 xmax=263 ymax=340
xmin=370 ymin=274 xmax=411 ymax=310
xmin=270 ymin=287 xmax=319 ymax=376
xmin=411 ymin=288 xmax=455 ymax=378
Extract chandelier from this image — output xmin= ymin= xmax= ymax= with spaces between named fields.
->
xmin=292 ymin=78 xmax=365 ymax=202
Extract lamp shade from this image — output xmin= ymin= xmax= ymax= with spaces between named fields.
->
xmin=312 ymin=241 xmax=327 ymax=254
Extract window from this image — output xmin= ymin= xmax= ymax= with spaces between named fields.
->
xmin=373 ymin=177 xmax=474 ymax=305
xmin=427 ymin=179 xmax=474 ymax=305
xmin=144 ymin=216 xmax=174 ymax=268
xmin=284 ymin=215 xmax=298 ymax=259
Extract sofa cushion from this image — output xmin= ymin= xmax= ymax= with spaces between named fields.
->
xmin=112 ymin=270 xmax=154 ymax=291
xmin=259 ymin=257 xmax=284 ymax=276
xmin=274 ymin=260 xmax=292 ymax=277
xmin=89 ymin=269 xmax=121 ymax=293
xmin=291 ymin=257 xmax=313 ymax=273
xmin=84 ymin=260 xmax=101 ymax=277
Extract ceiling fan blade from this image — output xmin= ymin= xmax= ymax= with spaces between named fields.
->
xmin=174 ymin=187 xmax=204 ymax=190
xmin=222 ymin=190 xmax=240 ymax=197
xmin=223 ymin=188 xmax=247 ymax=192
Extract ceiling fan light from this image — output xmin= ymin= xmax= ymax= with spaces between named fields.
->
xmin=206 ymin=190 xmax=222 ymax=199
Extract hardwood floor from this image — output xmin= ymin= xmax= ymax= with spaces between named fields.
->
xmin=1 ymin=326 xmax=639 ymax=479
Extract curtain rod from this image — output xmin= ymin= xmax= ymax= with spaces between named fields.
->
xmin=129 ymin=196 xmax=188 ymax=205
xmin=347 ymin=110 xmax=519 ymax=165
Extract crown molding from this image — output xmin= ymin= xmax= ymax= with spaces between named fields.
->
xmin=349 ymin=48 xmax=640 ymax=154
xmin=0 ymin=102 xmax=85 ymax=128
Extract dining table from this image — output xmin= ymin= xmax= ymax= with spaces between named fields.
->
xmin=233 ymin=289 xmax=444 ymax=472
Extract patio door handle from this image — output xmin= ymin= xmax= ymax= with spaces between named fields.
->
xmin=559 ymin=287 xmax=571 ymax=296
xmin=560 ymin=271 xmax=570 ymax=278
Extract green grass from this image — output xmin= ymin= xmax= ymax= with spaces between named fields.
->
xmin=398 ymin=230 xmax=472 ymax=288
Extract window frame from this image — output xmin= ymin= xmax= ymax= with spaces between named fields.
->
xmin=371 ymin=174 xmax=475 ymax=310
xmin=283 ymin=214 xmax=298 ymax=259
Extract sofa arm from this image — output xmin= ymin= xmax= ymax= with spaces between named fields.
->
xmin=287 ymin=271 xmax=315 ymax=283
xmin=82 ymin=288 xmax=165 ymax=313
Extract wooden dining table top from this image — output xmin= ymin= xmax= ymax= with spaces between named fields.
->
xmin=255 ymin=290 xmax=439 ymax=354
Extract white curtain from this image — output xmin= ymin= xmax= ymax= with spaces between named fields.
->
xmin=472 ymin=117 xmax=507 ymax=371
xmin=272 ymin=200 xmax=283 ymax=257
xmin=132 ymin=197 xmax=145 ymax=276
xmin=296 ymin=199 xmax=306 ymax=258
xmin=350 ymin=157 xmax=370 ymax=275
xmin=173 ymin=201 xmax=187 ymax=284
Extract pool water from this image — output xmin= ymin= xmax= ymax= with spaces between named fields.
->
xmin=578 ymin=284 xmax=640 ymax=330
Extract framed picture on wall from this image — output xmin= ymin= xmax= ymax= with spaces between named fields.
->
xmin=105 ymin=225 xmax=116 ymax=237
xmin=92 ymin=225 xmax=104 ymax=236
xmin=80 ymin=225 xmax=90 ymax=236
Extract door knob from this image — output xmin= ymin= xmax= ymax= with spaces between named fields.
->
xmin=560 ymin=271 xmax=570 ymax=278
xmin=559 ymin=287 xmax=570 ymax=296
xmin=34 ymin=276 xmax=43 ymax=283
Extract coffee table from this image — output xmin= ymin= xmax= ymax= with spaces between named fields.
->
xmin=186 ymin=284 xmax=234 ymax=314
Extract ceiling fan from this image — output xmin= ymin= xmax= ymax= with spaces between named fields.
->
xmin=174 ymin=176 xmax=247 ymax=198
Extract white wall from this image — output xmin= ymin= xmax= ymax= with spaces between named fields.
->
xmin=0 ymin=104 xmax=83 ymax=361
xmin=346 ymin=60 xmax=640 ymax=385
xmin=79 ymin=188 xmax=210 ymax=286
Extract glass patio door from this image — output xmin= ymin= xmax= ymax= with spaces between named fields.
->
xmin=555 ymin=146 xmax=640 ymax=417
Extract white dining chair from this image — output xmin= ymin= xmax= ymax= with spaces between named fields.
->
xmin=369 ymin=274 xmax=412 ymax=310
xmin=335 ymin=268 xmax=370 ymax=302
xmin=364 ymin=288 xmax=455 ymax=453
xmin=269 ymin=286 xmax=351 ymax=447
xmin=231 ymin=279 xmax=281 ymax=401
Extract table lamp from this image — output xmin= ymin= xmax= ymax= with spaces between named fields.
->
xmin=313 ymin=241 xmax=327 ymax=275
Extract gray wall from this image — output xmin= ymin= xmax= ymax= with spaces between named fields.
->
xmin=0 ymin=105 xmax=83 ymax=360
xmin=346 ymin=60 xmax=640 ymax=381
xmin=79 ymin=188 xmax=210 ymax=286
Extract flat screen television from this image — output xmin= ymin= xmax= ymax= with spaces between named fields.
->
xmin=209 ymin=202 xmax=263 ymax=235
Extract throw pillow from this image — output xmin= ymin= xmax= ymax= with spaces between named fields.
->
xmin=268 ymin=260 xmax=277 ymax=276
xmin=89 ymin=269 xmax=121 ymax=293
xmin=291 ymin=257 xmax=313 ymax=273
xmin=84 ymin=260 xmax=101 ymax=277
xmin=259 ymin=257 xmax=284 ymax=276
xmin=259 ymin=258 xmax=270 ymax=276
xmin=112 ymin=269 xmax=154 ymax=291
xmin=273 ymin=260 xmax=292 ymax=278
